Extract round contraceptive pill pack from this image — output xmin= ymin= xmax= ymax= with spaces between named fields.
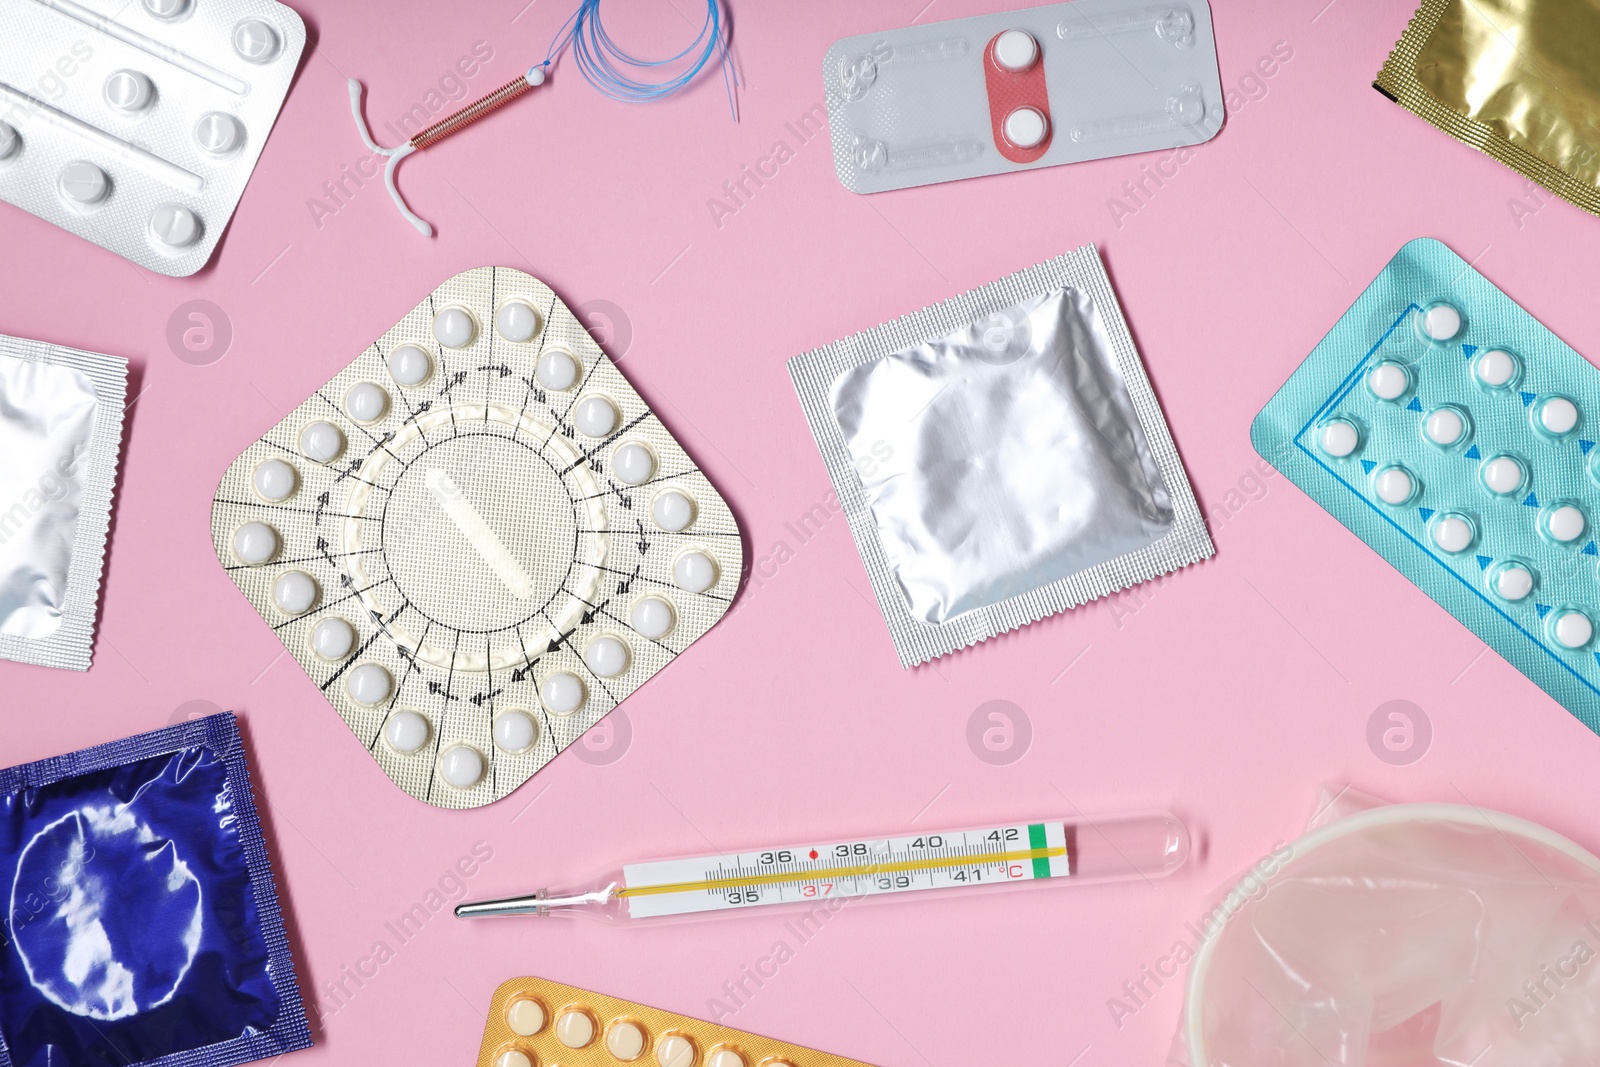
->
xmin=210 ymin=267 xmax=742 ymax=809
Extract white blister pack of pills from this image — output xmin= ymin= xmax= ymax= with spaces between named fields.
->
xmin=824 ymin=0 xmax=1223 ymax=194
xmin=0 ymin=0 xmax=305 ymax=276
xmin=210 ymin=267 xmax=743 ymax=808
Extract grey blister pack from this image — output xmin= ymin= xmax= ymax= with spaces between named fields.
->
xmin=0 ymin=0 xmax=305 ymax=276
xmin=825 ymin=0 xmax=1223 ymax=194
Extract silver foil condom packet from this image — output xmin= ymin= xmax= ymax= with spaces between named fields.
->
xmin=789 ymin=245 xmax=1212 ymax=666
xmin=0 ymin=331 xmax=127 ymax=671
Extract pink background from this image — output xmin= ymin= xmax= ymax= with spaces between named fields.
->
xmin=4 ymin=0 xmax=1600 ymax=1064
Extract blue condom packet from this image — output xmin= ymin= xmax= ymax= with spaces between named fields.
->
xmin=0 ymin=713 xmax=311 ymax=1067
xmin=1253 ymin=237 xmax=1600 ymax=734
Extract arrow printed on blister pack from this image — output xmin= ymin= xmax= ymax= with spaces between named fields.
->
xmin=1406 ymin=397 xmax=1423 ymax=412
xmin=1361 ymin=460 xmax=1376 ymax=474
xmin=1476 ymin=555 xmax=1493 ymax=570
xmin=1465 ymin=445 xmax=1481 ymax=460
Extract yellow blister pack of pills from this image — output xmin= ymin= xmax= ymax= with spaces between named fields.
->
xmin=210 ymin=266 xmax=742 ymax=809
xmin=476 ymin=976 xmax=878 ymax=1067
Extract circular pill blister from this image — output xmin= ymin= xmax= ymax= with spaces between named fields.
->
xmin=143 ymin=0 xmax=189 ymax=17
xmin=1542 ymin=502 xmax=1587 ymax=545
xmin=707 ymin=1050 xmax=745 ymax=1067
xmin=1488 ymin=561 xmax=1536 ymax=602
xmin=613 ymin=442 xmax=655 ymax=485
xmin=556 ymin=1009 xmax=596 ymax=1049
xmin=537 ymin=349 xmax=579 ymax=390
xmin=492 ymin=709 xmax=539 ymax=754
xmin=383 ymin=709 xmax=429 ymax=754
xmin=233 ymin=18 xmax=281 ymax=63
xmin=993 ymin=28 xmax=1039 ymax=71
xmin=1551 ymin=608 xmax=1594 ymax=650
xmin=388 ymin=344 xmax=432 ymax=387
xmin=584 ymin=635 xmax=630 ymax=678
xmin=674 ymin=550 xmax=718 ymax=593
xmin=149 ymin=203 xmax=201 ymax=248
xmin=1473 ymin=348 xmax=1520 ymax=391
xmin=1423 ymin=405 xmax=1470 ymax=448
xmin=299 ymin=420 xmax=344 ymax=463
xmin=232 ymin=521 xmax=277 ymax=565
xmin=59 ymin=161 xmax=109 ymax=206
xmin=507 ymin=997 xmax=546 ymax=1036
xmin=1372 ymin=465 xmax=1417 ymax=506
xmin=346 ymin=663 xmax=392 ymax=706
xmin=272 ymin=571 xmax=317 ymax=615
xmin=1365 ymin=360 xmax=1410 ymax=402
xmin=1533 ymin=395 xmax=1580 ymax=438
xmin=0 ymin=122 xmax=19 ymax=162
xmin=1480 ymin=454 xmax=1526 ymax=497
xmin=608 ymin=1021 xmax=647 ymax=1061
xmin=1418 ymin=302 xmax=1463 ymax=342
xmin=1317 ymin=418 xmax=1360 ymax=458
xmin=195 ymin=112 xmax=243 ymax=155
xmin=310 ymin=617 xmax=355 ymax=660
xmin=657 ymin=1034 xmax=696 ymax=1067
xmin=494 ymin=1050 xmax=533 ymax=1067
xmin=438 ymin=744 xmax=485 ymax=789
xmin=652 ymin=489 xmax=695 ymax=532
xmin=433 ymin=306 xmax=476 ymax=349
xmin=253 ymin=458 xmax=296 ymax=501
xmin=575 ymin=395 xmax=618 ymax=438
xmin=104 ymin=70 xmax=155 ymax=113
xmin=541 ymin=671 xmax=584 ymax=716
xmin=345 ymin=381 xmax=389 ymax=423
xmin=631 ymin=596 xmax=674 ymax=639
xmin=1003 ymin=107 xmax=1049 ymax=149
xmin=1430 ymin=512 xmax=1475 ymax=555
xmin=494 ymin=300 xmax=542 ymax=343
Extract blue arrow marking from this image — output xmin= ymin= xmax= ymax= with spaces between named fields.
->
xmin=1406 ymin=397 xmax=1423 ymax=412
xmin=1463 ymin=344 xmax=1479 ymax=359
xmin=1476 ymin=555 xmax=1493 ymax=569
xmin=1361 ymin=460 xmax=1376 ymax=474
xmin=1464 ymin=444 xmax=1481 ymax=460
xmin=1583 ymin=440 xmax=1595 ymax=454
xmin=1524 ymin=493 xmax=1540 ymax=508
xmin=1419 ymin=507 xmax=1435 ymax=522
xmin=1537 ymin=603 xmax=1553 ymax=619
xmin=1521 ymin=391 xmax=1537 ymax=406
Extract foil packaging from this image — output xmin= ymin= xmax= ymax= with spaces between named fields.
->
xmin=1377 ymin=0 xmax=1600 ymax=219
xmin=0 ymin=332 xmax=126 ymax=672
xmin=789 ymin=245 xmax=1212 ymax=667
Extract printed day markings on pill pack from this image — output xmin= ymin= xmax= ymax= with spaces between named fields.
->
xmin=211 ymin=267 xmax=742 ymax=809
xmin=0 ymin=0 xmax=305 ymax=275
xmin=476 ymin=977 xmax=879 ymax=1067
xmin=1254 ymin=238 xmax=1600 ymax=733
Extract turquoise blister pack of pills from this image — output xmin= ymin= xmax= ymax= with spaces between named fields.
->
xmin=1253 ymin=237 xmax=1600 ymax=734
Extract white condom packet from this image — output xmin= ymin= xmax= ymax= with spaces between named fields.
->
xmin=825 ymin=0 xmax=1223 ymax=193
xmin=789 ymin=245 xmax=1212 ymax=667
xmin=0 ymin=332 xmax=127 ymax=671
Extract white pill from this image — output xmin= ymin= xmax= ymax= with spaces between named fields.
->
xmin=607 ymin=1021 xmax=646 ymax=1060
xmin=387 ymin=344 xmax=432 ymax=386
xmin=1494 ymin=564 xmax=1534 ymax=601
xmin=299 ymin=421 xmax=344 ymax=462
xmin=253 ymin=458 xmax=296 ymax=501
xmin=613 ymin=442 xmax=655 ymax=484
xmin=495 ymin=1051 xmax=532 ymax=1067
xmin=272 ymin=570 xmax=317 ymax=615
xmin=495 ymin=301 xmax=541 ymax=342
xmin=576 ymin=395 xmax=618 ymax=437
xmin=1547 ymin=504 xmax=1586 ymax=543
xmin=708 ymin=1051 xmax=745 ymax=1067
xmin=537 ymin=349 xmax=579 ymax=390
xmin=383 ymin=709 xmax=429 ymax=753
xmin=993 ymin=28 xmax=1039 ymax=71
xmin=233 ymin=18 xmax=280 ymax=62
xmin=1539 ymin=397 xmax=1579 ymax=435
xmin=507 ymin=998 xmax=546 ymax=1036
xmin=1431 ymin=514 xmax=1474 ymax=554
xmin=1481 ymin=456 xmax=1525 ymax=496
xmin=1424 ymin=407 xmax=1466 ymax=447
xmin=652 ymin=489 xmax=695 ymax=532
xmin=433 ymin=306 xmax=476 ymax=349
xmin=1554 ymin=610 xmax=1594 ymax=650
xmin=143 ymin=0 xmax=189 ymax=17
xmin=657 ymin=1034 xmax=695 ymax=1067
xmin=104 ymin=70 xmax=155 ymax=112
xmin=310 ymin=617 xmax=355 ymax=660
xmin=1318 ymin=419 xmax=1359 ymax=458
xmin=492 ymin=709 xmax=539 ymax=754
xmin=1474 ymin=349 xmax=1518 ymax=388
xmin=345 ymin=381 xmax=389 ymax=423
xmin=0 ymin=122 xmax=19 ymax=161
xmin=584 ymin=635 xmax=629 ymax=678
xmin=556 ymin=1010 xmax=595 ymax=1048
xmin=195 ymin=112 xmax=243 ymax=155
xmin=438 ymin=745 xmax=485 ymax=789
xmin=1374 ymin=467 xmax=1414 ymax=505
xmin=541 ymin=671 xmax=584 ymax=715
xmin=1366 ymin=361 xmax=1409 ymax=401
xmin=149 ymin=203 xmax=200 ymax=248
xmin=1003 ymin=107 xmax=1049 ymax=148
xmin=232 ymin=521 xmax=277 ymax=564
xmin=345 ymin=663 xmax=392 ymax=706
xmin=631 ymin=596 xmax=674 ymax=639
xmin=59 ymin=161 xmax=109 ymax=205
xmin=1420 ymin=303 xmax=1462 ymax=341
xmin=674 ymin=550 xmax=717 ymax=593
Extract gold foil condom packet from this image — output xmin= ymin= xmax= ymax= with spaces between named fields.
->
xmin=1377 ymin=0 xmax=1600 ymax=218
